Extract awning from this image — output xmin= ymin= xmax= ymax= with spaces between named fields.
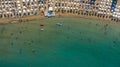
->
xmin=49 ymin=7 xmax=53 ymax=11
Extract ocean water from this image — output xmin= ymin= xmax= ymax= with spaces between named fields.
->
xmin=0 ymin=17 xmax=120 ymax=67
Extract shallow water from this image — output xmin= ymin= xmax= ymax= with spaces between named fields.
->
xmin=0 ymin=17 xmax=120 ymax=67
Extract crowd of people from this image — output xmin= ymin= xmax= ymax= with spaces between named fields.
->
xmin=0 ymin=0 xmax=120 ymax=22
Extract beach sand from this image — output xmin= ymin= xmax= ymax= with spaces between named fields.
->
xmin=0 ymin=17 xmax=120 ymax=67
xmin=0 ymin=13 xmax=44 ymax=24
xmin=0 ymin=13 xmax=118 ymax=24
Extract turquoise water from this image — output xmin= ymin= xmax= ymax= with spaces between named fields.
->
xmin=0 ymin=17 xmax=120 ymax=67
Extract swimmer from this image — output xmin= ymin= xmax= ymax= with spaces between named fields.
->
xmin=19 ymin=31 xmax=22 ymax=34
xmin=40 ymin=24 xmax=44 ymax=27
xmin=16 ymin=37 xmax=18 ymax=40
xmin=41 ymin=28 xmax=44 ymax=31
xmin=113 ymin=41 xmax=117 ymax=44
xmin=11 ymin=42 xmax=13 ymax=46
xmin=56 ymin=23 xmax=62 ymax=26
xmin=32 ymin=49 xmax=36 ymax=53
xmin=11 ymin=33 xmax=14 ymax=36
xmin=66 ymin=36 xmax=70 ymax=39
xmin=31 ymin=40 xmax=34 ymax=43
xmin=19 ymin=49 xmax=22 ymax=54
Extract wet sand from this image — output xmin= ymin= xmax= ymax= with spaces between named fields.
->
xmin=0 ymin=13 xmax=119 ymax=24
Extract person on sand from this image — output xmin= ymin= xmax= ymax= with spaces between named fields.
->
xmin=42 ymin=11 xmax=44 ymax=16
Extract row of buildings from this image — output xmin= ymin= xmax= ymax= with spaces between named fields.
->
xmin=0 ymin=0 xmax=120 ymax=21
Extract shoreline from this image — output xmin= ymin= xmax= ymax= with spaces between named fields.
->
xmin=0 ymin=13 xmax=119 ymax=25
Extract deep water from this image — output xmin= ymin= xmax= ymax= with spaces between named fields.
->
xmin=0 ymin=17 xmax=120 ymax=67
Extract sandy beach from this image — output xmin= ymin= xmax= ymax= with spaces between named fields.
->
xmin=0 ymin=13 xmax=45 ymax=24
xmin=0 ymin=12 xmax=118 ymax=25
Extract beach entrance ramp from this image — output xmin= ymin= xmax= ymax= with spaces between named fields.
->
xmin=44 ymin=7 xmax=55 ymax=17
